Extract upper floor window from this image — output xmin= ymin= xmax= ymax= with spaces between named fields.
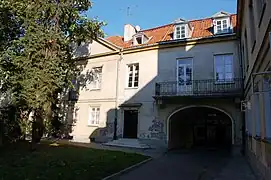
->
xmin=214 ymin=54 xmax=233 ymax=82
xmin=88 ymin=106 xmax=100 ymax=126
xmin=174 ymin=25 xmax=186 ymax=39
xmin=214 ymin=18 xmax=230 ymax=34
xmin=89 ymin=67 xmax=102 ymax=90
xmin=133 ymin=33 xmax=149 ymax=45
xmin=127 ymin=63 xmax=139 ymax=88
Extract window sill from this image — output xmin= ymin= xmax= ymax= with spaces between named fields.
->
xmin=87 ymin=124 xmax=99 ymax=127
xmin=214 ymin=81 xmax=235 ymax=85
xmin=125 ymin=87 xmax=138 ymax=90
xmin=258 ymin=3 xmax=266 ymax=28
xmin=89 ymin=88 xmax=101 ymax=91
xmin=251 ymin=40 xmax=256 ymax=54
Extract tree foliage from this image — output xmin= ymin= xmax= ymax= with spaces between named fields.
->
xmin=0 ymin=0 xmax=104 ymax=144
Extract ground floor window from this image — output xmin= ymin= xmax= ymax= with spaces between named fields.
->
xmin=88 ymin=107 xmax=100 ymax=126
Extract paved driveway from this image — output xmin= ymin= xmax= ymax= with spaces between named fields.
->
xmin=116 ymin=149 xmax=256 ymax=180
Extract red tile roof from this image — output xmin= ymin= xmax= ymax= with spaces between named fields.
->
xmin=106 ymin=14 xmax=237 ymax=49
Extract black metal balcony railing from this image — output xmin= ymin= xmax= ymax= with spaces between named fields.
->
xmin=155 ymin=78 xmax=243 ymax=97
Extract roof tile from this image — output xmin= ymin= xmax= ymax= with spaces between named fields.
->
xmin=106 ymin=14 xmax=237 ymax=48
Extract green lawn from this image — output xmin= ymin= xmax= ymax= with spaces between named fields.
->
xmin=0 ymin=141 xmax=148 ymax=180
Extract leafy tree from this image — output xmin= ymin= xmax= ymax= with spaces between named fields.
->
xmin=0 ymin=0 xmax=104 ymax=147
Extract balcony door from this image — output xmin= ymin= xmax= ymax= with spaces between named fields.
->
xmin=177 ymin=58 xmax=193 ymax=94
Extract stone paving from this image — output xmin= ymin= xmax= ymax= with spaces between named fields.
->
xmin=116 ymin=149 xmax=256 ymax=180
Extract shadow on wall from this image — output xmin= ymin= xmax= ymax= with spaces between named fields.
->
xmin=86 ymin=38 xmax=201 ymax=145
xmin=55 ymin=43 xmax=101 ymax=139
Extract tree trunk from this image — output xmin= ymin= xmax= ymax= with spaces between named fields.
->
xmin=31 ymin=108 xmax=44 ymax=150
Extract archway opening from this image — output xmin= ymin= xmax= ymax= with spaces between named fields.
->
xmin=168 ymin=107 xmax=232 ymax=150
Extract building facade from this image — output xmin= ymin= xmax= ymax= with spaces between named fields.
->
xmin=237 ymin=0 xmax=271 ymax=179
xmin=69 ymin=11 xmax=243 ymax=150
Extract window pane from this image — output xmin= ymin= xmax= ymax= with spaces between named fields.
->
xmin=217 ymin=73 xmax=224 ymax=80
xmin=215 ymin=56 xmax=224 ymax=64
xmin=178 ymin=66 xmax=184 ymax=76
xmin=225 ymin=73 xmax=233 ymax=80
xmin=129 ymin=65 xmax=133 ymax=72
xmin=225 ymin=65 xmax=232 ymax=73
xmin=216 ymin=66 xmax=224 ymax=73
xmin=134 ymin=81 xmax=138 ymax=87
xmin=135 ymin=64 xmax=139 ymax=70
xmin=217 ymin=21 xmax=221 ymax=25
xmin=134 ymin=76 xmax=139 ymax=82
xmin=225 ymin=55 xmax=233 ymax=65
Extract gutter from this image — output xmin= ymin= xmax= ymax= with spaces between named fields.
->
xmin=237 ymin=36 xmax=246 ymax=155
xmin=122 ymin=33 xmax=237 ymax=53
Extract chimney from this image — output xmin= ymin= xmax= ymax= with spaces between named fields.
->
xmin=124 ymin=24 xmax=136 ymax=42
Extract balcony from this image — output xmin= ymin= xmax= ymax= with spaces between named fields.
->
xmin=155 ymin=78 xmax=243 ymax=98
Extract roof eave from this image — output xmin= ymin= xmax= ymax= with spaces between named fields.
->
xmin=122 ymin=33 xmax=237 ymax=51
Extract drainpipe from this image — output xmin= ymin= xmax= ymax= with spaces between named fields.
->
xmin=238 ymin=39 xmax=246 ymax=156
xmin=113 ymin=48 xmax=123 ymax=140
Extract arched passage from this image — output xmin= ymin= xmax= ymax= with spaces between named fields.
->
xmin=167 ymin=106 xmax=233 ymax=150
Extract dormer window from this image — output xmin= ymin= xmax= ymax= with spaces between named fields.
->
xmin=133 ymin=33 xmax=149 ymax=45
xmin=173 ymin=18 xmax=192 ymax=40
xmin=212 ymin=11 xmax=232 ymax=35
xmin=175 ymin=25 xmax=186 ymax=39
xmin=214 ymin=18 xmax=230 ymax=34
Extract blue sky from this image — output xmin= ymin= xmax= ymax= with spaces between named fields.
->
xmin=87 ymin=0 xmax=237 ymax=37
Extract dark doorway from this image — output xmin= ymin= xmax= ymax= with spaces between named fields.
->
xmin=123 ymin=110 xmax=138 ymax=138
xmin=169 ymin=107 xmax=232 ymax=150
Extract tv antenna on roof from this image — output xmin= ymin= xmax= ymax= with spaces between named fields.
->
xmin=120 ymin=5 xmax=138 ymax=19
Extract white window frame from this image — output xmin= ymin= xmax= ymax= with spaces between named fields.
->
xmin=214 ymin=54 xmax=234 ymax=83
xmin=89 ymin=67 xmax=102 ymax=90
xmin=214 ymin=18 xmax=230 ymax=34
xmin=174 ymin=25 xmax=186 ymax=39
xmin=88 ymin=106 xmax=100 ymax=126
xmin=127 ymin=63 xmax=139 ymax=88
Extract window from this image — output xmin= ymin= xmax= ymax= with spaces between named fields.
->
xmin=214 ymin=18 xmax=230 ymax=34
xmin=88 ymin=107 xmax=100 ymax=126
xmin=214 ymin=54 xmax=233 ymax=82
xmin=175 ymin=25 xmax=186 ymax=39
xmin=127 ymin=63 xmax=139 ymax=88
xmin=136 ymin=36 xmax=142 ymax=44
xmin=89 ymin=67 xmax=102 ymax=90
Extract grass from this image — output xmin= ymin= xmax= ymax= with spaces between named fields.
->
xmin=0 ymin=141 xmax=149 ymax=180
